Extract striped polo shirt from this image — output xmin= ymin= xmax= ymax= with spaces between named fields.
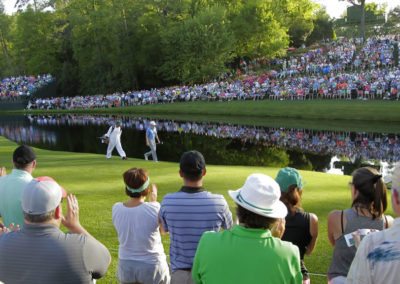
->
xmin=160 ymin=186 xmax=233 ymax=271
xmin=0 ymin=224 xmax=111 ymax=283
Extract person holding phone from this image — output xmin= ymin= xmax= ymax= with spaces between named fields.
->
xmin=327 ymin=167 xmax=393 ymax=284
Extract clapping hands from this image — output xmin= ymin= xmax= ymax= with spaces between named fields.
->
xmin=0 ymin=223 xmax=20 ymax=236
xmin=148 ymin=184 xmax=158 ymax=202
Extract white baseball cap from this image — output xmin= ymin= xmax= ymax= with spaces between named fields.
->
xmin=229 ymin=173 xmax=287 ymax=218
xmin=150 ymin=121 xmax=156 ymax=126
xmin=22 ymin=177 xmax=67 ymax=215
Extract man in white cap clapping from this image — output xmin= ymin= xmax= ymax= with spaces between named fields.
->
xmin=144 ymin=121 xmax=161 ymax=162
xmin=192 ymin=173 xmax=302 ymax=284
xmin=0 ymin=176 xmax=111 ymax=283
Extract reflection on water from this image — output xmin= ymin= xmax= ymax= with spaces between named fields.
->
xmin=0 ymin=114 xmax=398 ymax=175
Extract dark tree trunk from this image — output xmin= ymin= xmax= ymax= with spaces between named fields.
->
xmin=360 ymin=0 xmax=366 ymax=41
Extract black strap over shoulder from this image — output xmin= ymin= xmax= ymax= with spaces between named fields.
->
xmin=384 ymin=214 xmax=388 ymax=229
xmin=304 ymin=211 xmax=310 ymax=234
xmin=341 ymin=210 xmax=344 ymax=234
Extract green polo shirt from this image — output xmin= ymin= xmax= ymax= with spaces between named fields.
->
xmin=192 ymin=225 xmax=302 ymax=284
xmin=0 ymin=169 xmax=33 ymax=227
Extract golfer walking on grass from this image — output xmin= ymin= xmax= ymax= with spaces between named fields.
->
xmin=144 ymin=121 xmax=160 ymax=162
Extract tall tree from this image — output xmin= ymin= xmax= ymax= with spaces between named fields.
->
xmin=14 ymin=0 xmax=55 ymax=11
xmin=284 ymin=0 xmax=316 ymax=47
xmin=384 ymin=6 xmax=400 ymax=34
xmin=159 ymin=6 xmax=235 ymax=83
xmin=341 ymin=0 xmax=366 ymax=41
xmin=0 ymin=3 xmax=14 ymax=76
xmin=307 ymin=7 xmax=335 ymax=45
xmin=13 ymin=6 xmax=60 ymax=74
xmin=230 ymin=0 xmax=289 ymax=58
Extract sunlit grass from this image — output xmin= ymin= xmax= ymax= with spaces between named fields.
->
xmin=0 ymin=136 xmax=394 ymax=284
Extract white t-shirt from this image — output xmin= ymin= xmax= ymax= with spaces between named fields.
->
xmin=112 ymin=202 xmax=167 ymax=264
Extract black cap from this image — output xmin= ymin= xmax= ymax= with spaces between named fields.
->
xmin=180 ymin=150 xmax=206 ymax=175
xmin=13 ymin=145 xmax=36 ymax=165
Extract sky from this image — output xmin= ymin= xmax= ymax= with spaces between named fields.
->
xmin=2 ymin=0 xmax=400 ymax=17
xmin=312 ymin=0 xmax=400 ymax=18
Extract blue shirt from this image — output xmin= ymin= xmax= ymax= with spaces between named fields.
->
xmin=146 ymin=127 xmax=156 ymax=142
xmin=159 ymin=187 xmax=233 ymax=271
xmin=0 ymin=169 xmax=33 ymax=227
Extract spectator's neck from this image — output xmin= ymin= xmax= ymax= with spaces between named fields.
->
xmin=14 ymin=167 xmax=33 ymax=175
xmin=183 ymin=179 xmax=203 ymax=188
xmin=24 ymin=218 xmax=60 ymax=228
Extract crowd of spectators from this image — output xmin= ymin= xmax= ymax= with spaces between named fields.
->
xmin=1 ymin=115 xmax=399 ymax=163
xmin=0 ymin=74 xmax=53 ymax=101
xmin=26 ymin=36 xmax=400 ymax=110
xmin=1 ymin=146 xmax=400 ymax=284
xmin=0 ymin=37 xmax=398 ymax=107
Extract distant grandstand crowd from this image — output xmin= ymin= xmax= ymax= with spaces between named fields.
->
xmin=0 ymin=74 xmax=53 ymax=101
xmin=1 ymin=36 xmax=399 ymax=109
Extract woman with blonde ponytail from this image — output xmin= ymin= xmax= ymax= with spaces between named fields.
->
xmin=327 ymin=167 xmax=393 ymax=284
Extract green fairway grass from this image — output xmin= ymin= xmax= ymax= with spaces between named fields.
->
xmin=12 ymin=99 xmax=400 ymax=133
xmin=0 ymin=136 xmax=394 ymax=283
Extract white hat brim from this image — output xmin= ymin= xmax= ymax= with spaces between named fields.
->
xmin=228 ymin=189 xmax=287 ymax=219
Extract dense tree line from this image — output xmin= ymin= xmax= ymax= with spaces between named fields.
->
xmin=0 ymin=0 xmax=325 ymax=96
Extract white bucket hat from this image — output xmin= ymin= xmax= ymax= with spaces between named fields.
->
xmin=229 ymin=173 xmax=287 ymax=218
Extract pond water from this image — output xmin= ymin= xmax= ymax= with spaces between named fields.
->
xmin=0 ymin=114 xmax=398 ymax=176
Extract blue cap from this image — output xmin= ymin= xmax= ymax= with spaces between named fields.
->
xmin=275 ymin=167 xmax=303 ymax=192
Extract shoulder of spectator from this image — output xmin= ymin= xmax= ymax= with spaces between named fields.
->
xmin=159 ymin=192 xmax=179 ymax=204
xmin=327 ymin=210 xmax=341 ymax=224
xmin=385 ymin=214 xmax=394 ymax=227
xmin=309 ymin=213 xmax=319 ymax=232
xmin=327 ymin=209 xmax=342 ymax=245
xmin=279 ymin=238 xmax=301 ymax=256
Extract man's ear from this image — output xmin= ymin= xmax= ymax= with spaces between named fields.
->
xmin=179 ymin=170 xmax=184 ymax=178
xmin=202 ymin=168 xmax=207 ymax=177
xmin=54 ymin=205 xmax=62 ymax=220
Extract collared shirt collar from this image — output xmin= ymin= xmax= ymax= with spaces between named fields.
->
xmin=22 ymin=223 xmax=61 ymax=236
xmin=179 ymin=186 xmax=205 ymax=194
xmin=11 ymin=169 xmax=32 ymax=179
xmin=231 ymin=225 xmax=272 ymax=239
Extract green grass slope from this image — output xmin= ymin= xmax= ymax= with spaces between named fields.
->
xmin=0 ymin=137 xmax=393 ymax=283
xmin=22 ymin=100 xmax=400 ymax=123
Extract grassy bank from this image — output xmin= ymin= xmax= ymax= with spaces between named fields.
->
xmin=0 ymin=137 xmax=394 ymax=284
xmin=20 ymin=99 xmax=400 ymax=122
xmin=8 ymin=99 xmax=400 ymax=133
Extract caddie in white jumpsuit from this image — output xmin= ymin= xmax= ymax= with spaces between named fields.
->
xmin=105 ymin=121 xmax=127 ymax=160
